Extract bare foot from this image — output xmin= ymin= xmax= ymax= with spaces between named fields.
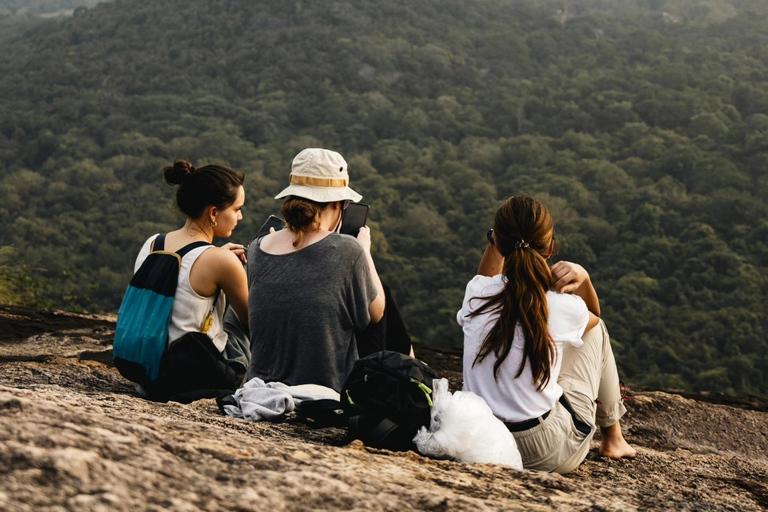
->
xmin=599 ymin=422 xmax=637 ymax=459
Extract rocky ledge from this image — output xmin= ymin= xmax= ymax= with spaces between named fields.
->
xmin=0 ymin=306 xmax=766 ymax=511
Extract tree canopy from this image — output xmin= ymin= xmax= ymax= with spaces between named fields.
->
xmin=0 ymin=0 xmax=767 ymax=396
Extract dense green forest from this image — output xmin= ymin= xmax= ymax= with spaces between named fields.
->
xmin=0 ymin=0 xmax=766 ymax=396
xmin=0 ymin=0 xmax=109 ymax=16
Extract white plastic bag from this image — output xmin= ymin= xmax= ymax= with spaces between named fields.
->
xmin=413 ymin=378 xmax=523 ymax=469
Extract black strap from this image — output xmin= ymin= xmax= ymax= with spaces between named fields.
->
xmin=505 ymin=395 xmax=592 ymax=434
xmin=559 ymin=394 xmax=593 ymax=436
xmin=151 ymin=234 xmax=211 ymax=258
xmin=505 ymin=409 xmax=551 ymax=432
xmin=153 ymin=233 xmax=166 ymax=251
xmin=349 ymin=415 xmax=400 ymax=444
xmin=173 ymin=238 xmax=218 ymax=309
xmin=152 ymin=234 xmax=219 ymax=310
xmin=369 ymin=417 xmax=400 ymax=444
xmin=176 ymin=241 xmax=211 ymax=257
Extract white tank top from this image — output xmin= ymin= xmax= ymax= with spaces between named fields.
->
xmin=135 ymin=235 xmax=228 ymax=352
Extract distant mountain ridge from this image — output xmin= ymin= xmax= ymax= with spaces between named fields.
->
xmin=0 ymin=0 xmax=109 ymax=16
xmin=0 ymin=0 xmax=767 ymax=395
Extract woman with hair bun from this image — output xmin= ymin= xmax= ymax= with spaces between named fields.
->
xmin=127 ymin=159 xmax=250 ymax=400
xmin=246 ymin=148 xmax=412 ymax=392
xmin=459 ymin=195 xmax=635 ymax=474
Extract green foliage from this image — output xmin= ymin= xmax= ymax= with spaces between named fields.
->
xmin=0 ymin=247 xmax=18 ymax=304
xmin=0 ymin=0 xmax=767 ymax=395
xmin=0 ymin=247 xmax=53 ymax=308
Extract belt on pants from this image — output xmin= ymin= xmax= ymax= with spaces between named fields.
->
xmin=505 ymin=394 xmax=592 ymax=435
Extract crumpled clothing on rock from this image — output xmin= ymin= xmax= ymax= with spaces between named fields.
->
xmin=221 ymin=377 xmax=340 ymax=421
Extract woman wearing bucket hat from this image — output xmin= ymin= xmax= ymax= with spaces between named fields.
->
xmin=245 ymin=148 xmax=412 ymax=391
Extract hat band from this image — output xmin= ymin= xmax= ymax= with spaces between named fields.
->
xmin=289 ymin=174 xmax=348 ymax=188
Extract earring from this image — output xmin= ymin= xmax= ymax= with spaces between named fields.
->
xmin=211 ymin=221 xmax=217 ymax=227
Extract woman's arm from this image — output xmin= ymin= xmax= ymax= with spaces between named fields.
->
xmin=551 ymin=261 xmax=600 ymax=317
xmin=356 ymin=227 xmax=385 ymax=324
xmin=585 ymin=311 xmax=600 ymax=332
xmin=477 ymin=242 xmax=504 ymax=277
xmin=216 ymin=252 xmax=250 ymax=329
xmin=191 ymin=248 xmax=249 ymax=330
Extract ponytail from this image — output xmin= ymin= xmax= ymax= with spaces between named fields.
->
xmin=470 ymin=196 xmax=556 ymax=391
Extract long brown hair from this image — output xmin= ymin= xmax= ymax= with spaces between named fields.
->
xmin=470 ymin=196 xmax=556 ymax=391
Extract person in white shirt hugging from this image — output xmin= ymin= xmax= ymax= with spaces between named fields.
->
xmin=458 ymin=195 xmax=636 ymax=474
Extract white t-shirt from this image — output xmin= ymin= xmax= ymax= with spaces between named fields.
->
xmin=457 ymin=274 xmax=589 ymax=423
xmin=135 ymin=235 xmax=228 ymax=353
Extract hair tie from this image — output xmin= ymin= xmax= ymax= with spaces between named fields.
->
xmin=515 ymin=239 xmax=530 ymax=249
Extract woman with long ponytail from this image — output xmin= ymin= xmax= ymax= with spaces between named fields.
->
xmin=458 ymin=196 xmax=635 ymax=474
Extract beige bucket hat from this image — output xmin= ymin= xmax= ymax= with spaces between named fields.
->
xmin=274 ymin=148 xmax=363 ymax=203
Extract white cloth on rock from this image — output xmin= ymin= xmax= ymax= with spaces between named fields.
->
xmin=413 ymin=378 xmax=523 ymax=469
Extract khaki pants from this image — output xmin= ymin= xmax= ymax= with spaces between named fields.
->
xmin=511 ymin=320 xmax=627 ymax=474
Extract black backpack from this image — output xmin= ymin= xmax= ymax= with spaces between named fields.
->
xmin=341 ymin=350 xmax=438 ymax=452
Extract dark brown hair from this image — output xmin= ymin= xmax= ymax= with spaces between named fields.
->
xmin=470 ymin=196 xmax=556 ymax=391
xmin=280 ymin=197 xmax=328 ymax=247
xmin=163 ymin=159 xmax=244 ymax=219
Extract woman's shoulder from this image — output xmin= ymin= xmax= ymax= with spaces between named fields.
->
xmin=546 ymin=290 xmax=588 ymax=312
xmin=464 ymin=274 xmax=505 ymax=297
xmin=545 ymin=291 xmax=589 ymax=344
xmin=137 ymin=233 xmax=163 ymax=256
xmin=457 ymin=274 xmax=504 ymax=324
xmin=134 ymin=234 xmax=161 ymax=273
xmin=324 ymin=233 xmax=365 ymax=258
xmin=331 ymin=232 xmax=362 ymax=247
xmin=142 ymin=233 xmax=160 ymax=249
xmin=195 ymin=245 xmax=236 ymax=265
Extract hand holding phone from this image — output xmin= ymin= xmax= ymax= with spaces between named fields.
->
xmin=354 ymin=226 xmax=372 ymax=253
xmin=339 ymin=203 xmax=370 ymax=237
xmin=253 ymin=215 xmax=284 ymax=243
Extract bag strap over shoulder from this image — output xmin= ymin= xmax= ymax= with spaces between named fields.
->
xmin=153 ymin=233 xmax=167 ymax=252
xmin=151 ymin=234 xmax=211 ymax=258
xmin=176 ymin=241 xmax=211 ymax=258
xmin=152 ymin=233 xmax=221 ymax=314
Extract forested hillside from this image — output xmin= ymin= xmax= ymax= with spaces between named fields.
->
xmin=0 ymin=0 xmax=109 ymax=16
xmin=0 ymin=0 xmax=766 ymax=395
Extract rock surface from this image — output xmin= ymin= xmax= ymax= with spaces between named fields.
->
xmin=1 ymin=305 xmax=767 ymax=511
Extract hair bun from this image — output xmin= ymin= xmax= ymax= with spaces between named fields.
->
xmin=282 ymin=199 xmax=317 ymax=230
xmin=163 ymin=159 xmax=196 ymax=185
xmin=280 ymin=197 xmax=325 ymax=247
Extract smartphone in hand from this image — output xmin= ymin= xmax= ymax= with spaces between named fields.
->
xmin=255 ymin=215 xmax=284 ymax=240
xmin=339 ymin=203 xmax=370 ymax=236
